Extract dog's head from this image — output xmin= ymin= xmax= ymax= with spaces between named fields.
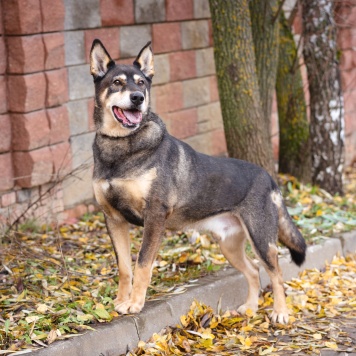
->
xmin=90 ymin=39 xmax=154 ymax=137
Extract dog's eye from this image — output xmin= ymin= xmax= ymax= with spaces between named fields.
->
xmin=113 ymin=80 xmax=122 ymax=86
xmin=138 ymin=80 xmax=145 ymax=86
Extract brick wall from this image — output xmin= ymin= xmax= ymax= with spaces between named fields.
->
xmin=0 ymin=0 xmax=225 ymax=225
xmin=0 ymin=0 xmax=71 ymax=224
xmin=0 ymin=0 xmax=355 ymax=225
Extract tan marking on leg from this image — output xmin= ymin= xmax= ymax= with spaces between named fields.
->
xmin=105 ymin=217 xmax=132 ymax=306
xmin=265 ymin=244 xmax=289 ymax=324
xmin=93 ymin=182 xmax=133 ymax=305
xmin=116 ymin=263 xmax=152 ymax=314
xmin=116 ymin=212 xmax=165 ymax=314
xmin=218 ymin=222 xmax=260 ymax=315
xmin=115 ymin=257 xmax=156 ymax=314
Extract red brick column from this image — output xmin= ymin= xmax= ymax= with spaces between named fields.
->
xmin=0 ymin=0 xmax=72 ymax=221
xmin=3 ymin=0 xmax=71 ymax=190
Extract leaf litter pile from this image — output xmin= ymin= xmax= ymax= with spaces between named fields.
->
xmin=128 ymin=254 xmax=356 ymax=355
xmin=0 ymin=170 xmax=355 ymax=353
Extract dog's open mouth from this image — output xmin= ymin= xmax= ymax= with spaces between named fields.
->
xmin=112 ymin=106 xmax=142 ymax=127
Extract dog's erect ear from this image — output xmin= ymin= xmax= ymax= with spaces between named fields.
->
xmin=90 ymin=39 xmax=115 ymax=79
xmin=133 ymin=41 xmax=154 ymax=79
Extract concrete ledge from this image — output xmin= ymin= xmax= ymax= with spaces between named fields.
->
xmin=33 ymin=315 xmax=139 ymax=356
xmin=340 ymin=230 xmax=356 ymax=255
xmin=33 ymin=230 xmax=356 ymax=355
xmin=33 ymin=268 xmax=248 ymax=356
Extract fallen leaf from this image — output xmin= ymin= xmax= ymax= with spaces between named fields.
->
xmin=47 ymin=329 xmax=57 ymax=345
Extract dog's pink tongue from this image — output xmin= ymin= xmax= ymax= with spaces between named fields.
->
xmin=123 ymin=110 xmax=142 ymax=124
xmin=113 ymin=106 xmax=129 ymax=124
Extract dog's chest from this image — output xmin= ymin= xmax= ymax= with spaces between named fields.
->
xmin=93 ymin=168 xmax=157 ymax=224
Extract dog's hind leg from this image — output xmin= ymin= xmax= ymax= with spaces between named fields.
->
xmin=262 ymin=243 xmax=289 ymax=324
xmin=105 ymin=216 xmax=132 ymax=307
xmin=216 ymin=216 xmax=261 ymax=315
xmin=239 ymin=205 xmax=289 ymax=324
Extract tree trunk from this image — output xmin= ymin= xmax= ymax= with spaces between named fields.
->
xmin=209 ymin=0 xmax=275 ymax=176
xmin=249 ymin=0 xmax=279 ymax=132
xmin=302 ymin=0 xmax=345 ymax=195
xmin=276 ymin=11 xmax=311 ymax=182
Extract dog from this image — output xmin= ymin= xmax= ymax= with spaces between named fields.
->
xmin=89 ymin=39 xmax=306 ymax=324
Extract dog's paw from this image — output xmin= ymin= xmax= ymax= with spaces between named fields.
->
xmin=270 ymin=309 xmax=289 ymax=324
xmin=113 ymin=297 xmax=129 ymax=307
xmin=237 ymin=303 xmax=258 ymax=316
xmin=115 ymin=299 xmax=144 ymax=314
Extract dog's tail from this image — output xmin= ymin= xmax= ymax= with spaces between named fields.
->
xmin=271 ymin=188 xmax=307 ymax=266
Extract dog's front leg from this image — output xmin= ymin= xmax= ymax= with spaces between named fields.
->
xmin=116 ymin=204 xmax=167 ymax=314
xmin=105 ymin=216 xmax=132 ymax=307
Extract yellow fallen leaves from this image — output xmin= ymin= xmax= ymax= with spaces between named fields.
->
xmin=46 ymin=329 xmax=59 ymax=345
xmin=36 ymin=304 xmax=48 ymax=314
xmin=258 ymin=346 xmax=276 ymax=355
xmin=279 ymin=171 xmax=356 ymax=240
xmin=127 ymin=254 xmax=356 ymax=356
xmin=0 ymin=215 xmax=228 ymax=352
xmin=313 ymin=333 xmax=322 ymax=340
xmin=325 ymin=341 xmax=338 ymax=350
xmin=286 ymin=254 xmax=356 ymax=320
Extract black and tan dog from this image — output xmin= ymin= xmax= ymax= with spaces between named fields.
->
xmin=89 ymin=39 xmax=306 ymax=324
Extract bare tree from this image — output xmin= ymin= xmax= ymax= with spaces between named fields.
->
xmin=276 ymin=10 xmax=311 ymax=182
xmin=302 ymin=0 xmax=345 ymax=194
xmin=209 ymin=0 xmax=275 ymax=176
xmin=249 ymin=0 xmax=280 ymax=134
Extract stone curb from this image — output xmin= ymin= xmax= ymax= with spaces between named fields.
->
xmin=33 ymin=230 xmax=356 ymax=356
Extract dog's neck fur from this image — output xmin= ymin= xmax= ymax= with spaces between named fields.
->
xmin=93 ymin=111 xmax=166 ymax=165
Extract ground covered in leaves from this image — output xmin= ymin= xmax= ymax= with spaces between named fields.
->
xmin=0 ymin=171 xmax=355 ymax=353
xmin=127 ymin=254 xmax=356 ymax=355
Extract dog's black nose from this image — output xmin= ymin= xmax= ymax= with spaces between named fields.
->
xmin=130 ymin=91 xmax=144 ymax=106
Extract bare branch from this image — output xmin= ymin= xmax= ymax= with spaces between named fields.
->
xmin=6 ymin=152 xmax=92 ymax=232
xmin=273 ymin=0 xmax=287 ymax=23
